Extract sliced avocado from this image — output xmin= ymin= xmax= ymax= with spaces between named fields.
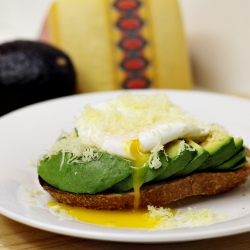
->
xmin=175 ymin=139 xmax=209 ymax=176
xmin=197 ymin=135 xmax=235 ymax=171
xmin=213 ymin=147 xmax=247 ymax=171
xmin=38 ymin=151 xmax=132 ymax=194
xmin=110 ymin=165 xmax=147 ymax=193
xmin=111 ymin=151 xmax=170 ymax=192
xmin=234 ymin=138 xmax=244 ymax=151
xmin=229 ymin=157 xmax=247 ymax=170
xmin=110 ymin=174 xmax=133 ymax=193
xmin=154 ymin=140 xmax=197 ymax=181
xmin=210 ymin=137 xmax=243 ymax=170
xmin=144 ymin=152 xmax=170 ymax=181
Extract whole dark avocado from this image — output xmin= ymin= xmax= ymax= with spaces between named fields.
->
xmin=0 ymin=40 xmax=76 ymax=116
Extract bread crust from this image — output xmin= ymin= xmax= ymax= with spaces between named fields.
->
xmin=39 ymin=164 xmax=250 ymax=210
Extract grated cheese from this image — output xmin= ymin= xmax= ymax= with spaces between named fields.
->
xmin=76 ymin=93 xmax=209 ymax=150
xmin=49 ymin=205 xmax=74 ymax=221
xmin=77 ymin=93 xmax=185 ymax=137
xmin=149 ymin=144 xmax=164 ymax=169
xmin=177 ymin=140 xmax=195 ymax=156
xmin=177 ymin=140 xmax=186 ymax=156
xmin=148 ymin=205 xmax=229 ymax=228
xmin=39 ymin=129 xmax=99 ymax=164
xmin=39 ymin=93 xmax=228 ymax=170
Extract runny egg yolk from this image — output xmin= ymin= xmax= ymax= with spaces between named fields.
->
xmin=127 ymin=139 xmax=150 ymax=209
xmin=47 ymin=201 xmax=160 ymax=228
xmin=129 ymin=139 xmax=150 ymax=167
xmin=47 ymin=140 xmax=154 ymax=228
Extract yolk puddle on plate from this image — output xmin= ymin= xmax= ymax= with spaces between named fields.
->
xmin=47 ymin=140 xmax=172 ymax=229
xmin=47 ymin=201 xmax=164 ymax=228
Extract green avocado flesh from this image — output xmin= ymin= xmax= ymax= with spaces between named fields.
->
xmin=38 ymin=135 xmax=247 ymax=195
xmin=174 ymin=139 xmax=210 ymax=176
xmin=196 ymin=136 xmax=236 ymax=171
xmin=213 ymin=147 xmax=246 ymax=171
xmin=111 ymin=151 xmax=170 ymax=192
xmin=154 ymin=140 xmax=197 ymax=181
xmin=38 ymin=151 xmax=132 ymax=194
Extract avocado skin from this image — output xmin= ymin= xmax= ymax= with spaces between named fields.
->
xmin=0 ymin=40 xmax=76 ymax=116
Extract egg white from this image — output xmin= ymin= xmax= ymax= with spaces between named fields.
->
xmin=76 ymin=93 xmax=209 ymax=164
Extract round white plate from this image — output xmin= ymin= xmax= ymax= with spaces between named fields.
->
xmin=0 ymin=89 xmax=250 ymax=243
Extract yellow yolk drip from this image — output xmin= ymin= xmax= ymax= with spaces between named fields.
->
xmin=129 ymin=139 xmax=150 ymax=168
xmin=129 ymin=139 xmax=150 ymax=209
xmin=47 ymin=201 xmax=160 ymax=228
xmin=47 ymin=140 xmax=155 ymax=228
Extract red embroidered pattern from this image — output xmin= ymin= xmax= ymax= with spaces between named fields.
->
xmin=114 ymin=0 xmax=151 ymax=89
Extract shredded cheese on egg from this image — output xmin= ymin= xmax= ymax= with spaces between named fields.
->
xmin=76 ymin=93 xmax=206 ymax=146
xmin=81 ymin=93 xmax=182 ymax=137
xmin=40 ymin=93 xmax=211 ymax=167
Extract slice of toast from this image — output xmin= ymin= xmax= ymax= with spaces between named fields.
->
xmin=39 ymin=164 xmax=250 ymax=210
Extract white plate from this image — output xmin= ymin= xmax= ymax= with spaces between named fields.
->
xmin=1 ymin=89 xmax=250 ymax=243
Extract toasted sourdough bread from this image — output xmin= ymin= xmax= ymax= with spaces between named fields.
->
xmin=39 ymin=163 xmax=250 ymax=210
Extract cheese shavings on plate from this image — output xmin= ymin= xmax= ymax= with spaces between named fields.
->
xmin=148 ymin=206 xmax=229 ymax=229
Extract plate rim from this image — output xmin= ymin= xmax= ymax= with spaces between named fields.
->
xmin=1 ymin=89 xmax=250 ymax=243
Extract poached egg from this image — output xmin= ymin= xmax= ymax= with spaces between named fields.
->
xmin=76 ymin=93 xmax=209 ymax=169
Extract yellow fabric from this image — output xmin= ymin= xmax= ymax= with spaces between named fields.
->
xmin=41 ymin=0 xmax=192 ymax=92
